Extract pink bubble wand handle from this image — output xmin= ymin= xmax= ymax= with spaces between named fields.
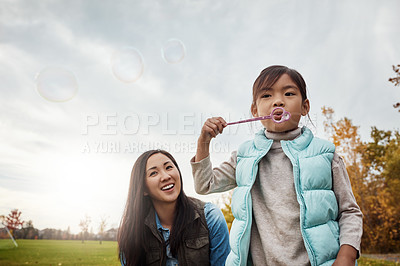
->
xmin=226 ymin=107 xmax=291 ymax=126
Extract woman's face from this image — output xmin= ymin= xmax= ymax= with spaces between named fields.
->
xmin=144 ymin=153 xmax=181 ymax=207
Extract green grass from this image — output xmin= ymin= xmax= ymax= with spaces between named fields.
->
xmin=0 ymin=239 xmax=398 ymax=266
xmin=359 ymin=255 xmax=400 ymax=265
xmin=0 ymin=239 xmax=120 ymax=266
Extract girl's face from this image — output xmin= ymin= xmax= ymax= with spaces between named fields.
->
xmin=144 ymin=153 xmax=181 ymax=207
xmin=251 ymin=73 xmax=310 ymax=132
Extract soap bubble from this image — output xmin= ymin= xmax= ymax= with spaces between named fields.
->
xmin=111 ymin=47 xmax=144 ymax=83
xmin=35 ymin=67 xmax=78 ymax=102
xmin=161 ymin=39 xmax=186 ymax=64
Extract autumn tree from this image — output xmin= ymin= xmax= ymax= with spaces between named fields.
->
xmin=79 ymin=215 xmax=91 ymax=243
xmin=361 ymin=127 xmax=400 ymax=252
xmin=215 ymin=191 xmax=234 ymax=232
xmin=322 ymin=106 xmax=400 ymax=253
xmin=4 ymin=209 xmax=24 ymax=237
xmin=388 ymin=64 xmax=400 ymax=111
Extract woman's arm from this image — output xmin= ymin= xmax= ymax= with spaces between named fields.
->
xmin=204 ymin=202 xmax=230 ymax=266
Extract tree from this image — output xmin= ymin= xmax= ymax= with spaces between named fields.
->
xmin=321 ymin=107 xmax=365 ymax=206
xmin=79 ymin=215 xmax=91 ymax=243
xmin=388 ymin=64 xmax=400 ymax=111
xmin=361 ymin=127 xmax=400 ymax=252
xmin=64 ymin=226 xmax=71 ymax=240
xmin=98 ymin=215 xmax=108 ymax=244
xmin=322 ymin=106 xmax=400 ymax=253
xmin=215 ymin=191 xmax=234 ymax=232
xmin=16 ymin=220 xmax=39 ymax=239
xmin=4 ymin=209 xmax=24 ymax=237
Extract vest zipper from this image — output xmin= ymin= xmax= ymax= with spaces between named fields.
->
xmin=237 ymin=147 xmax=270 ymax=266
xmin=281 ymin=141 xmax=316 ymax=266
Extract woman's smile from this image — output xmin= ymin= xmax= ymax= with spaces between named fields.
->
xmin=161 ymin=183 xmax=175 ymax=191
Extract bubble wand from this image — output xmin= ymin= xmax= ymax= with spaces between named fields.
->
xmin=226 ymin=107 xmax=291 ymax=126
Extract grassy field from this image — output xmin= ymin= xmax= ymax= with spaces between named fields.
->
xmin=0 ymin=239 xmax=120 ymax=265
xmin=0 ymin=239 xmax=398 ymax=265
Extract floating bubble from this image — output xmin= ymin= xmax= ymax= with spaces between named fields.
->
xmin=111 ymin=47 xmax=144 ymax=83
xmin=161 ymin=39 xmax=186 ymax=64
xmin=35 ymin=67 xmax=78 ymax=102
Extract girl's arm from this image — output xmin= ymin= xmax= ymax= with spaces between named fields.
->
xmin=204 ymin=202 xmax=230 ymax=266
xmin=191 ymin=151 xmax=237 ymax=194
xmin=332 ymin=153 xmax=363 ymax=263
xmin=192 ymin=116 xmax=236 ymax=194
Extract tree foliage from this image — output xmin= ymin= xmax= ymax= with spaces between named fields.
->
xmin=79 ymin=215 xmax=91 ymax=243
xmin=388 ymin=64 xmax=400 ymax=111
xmin=216 ymin=191 xmax=234 ymax=232
xmin=4 ymin=209 xmax=24 ymax=233
xmin=322 ymin=107 xmax=400 ymax=253
xmin=15 ymin=220 xmax=39 ymax=239
xmin=98 ymin=215 xmax=108 ymax=245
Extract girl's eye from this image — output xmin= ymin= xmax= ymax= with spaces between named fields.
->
xmin=285 ymin=92 xmax=295 ymax=96
xmin=261 ymin=94 xmax=271 ymax=98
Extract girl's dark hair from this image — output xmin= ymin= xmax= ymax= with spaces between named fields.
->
xmin=251 ymin=65 xmax=308 ymax=111
xmin=117 ymin=150 xmax=195 ymax=266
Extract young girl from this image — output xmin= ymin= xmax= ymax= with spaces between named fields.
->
xmin=118 ymin=149 xmax=230 ymax=266
xmin=191 ymin=65 xmax=363 ymax=266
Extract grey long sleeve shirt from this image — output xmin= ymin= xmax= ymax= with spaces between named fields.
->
xmin=191 ymin=127 xmax=363 ymax=265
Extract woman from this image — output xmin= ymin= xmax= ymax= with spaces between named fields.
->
xmin=118 ymin=149 xmax=230 ymax=266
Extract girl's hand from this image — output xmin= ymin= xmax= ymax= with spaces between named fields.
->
xmin=332 ymin=256 xmax=355 ymax=266
xmin=199 ymin=117 xmax=227 ymax=144
xmin=332 ymin=245 xmax=357 ymax=266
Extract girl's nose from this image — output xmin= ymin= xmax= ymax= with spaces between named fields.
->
xmin=273 ymin=98 xmax=285 ymax=107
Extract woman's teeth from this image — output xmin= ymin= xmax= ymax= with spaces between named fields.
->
xmin=162 ymin=184 xmax=174 ymax=191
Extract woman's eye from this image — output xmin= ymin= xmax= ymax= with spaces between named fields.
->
xmin=149 ymin=171 xmax=157 ymax=177
xmin=166 ymin=165 xmax=173 ymax=170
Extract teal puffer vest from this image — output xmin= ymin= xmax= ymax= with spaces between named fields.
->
xmin=226 ymin=127 xmax=340 ymax=266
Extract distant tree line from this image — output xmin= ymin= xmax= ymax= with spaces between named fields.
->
xmin=0 ymin=209 xmax=117 ymax=242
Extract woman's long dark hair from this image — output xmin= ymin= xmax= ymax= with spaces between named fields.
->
xmin=118 ymin=150 xmax=195 ymax=266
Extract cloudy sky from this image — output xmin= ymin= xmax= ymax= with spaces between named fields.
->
xmin=1 ymin=0 xmax=399 ymax=234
